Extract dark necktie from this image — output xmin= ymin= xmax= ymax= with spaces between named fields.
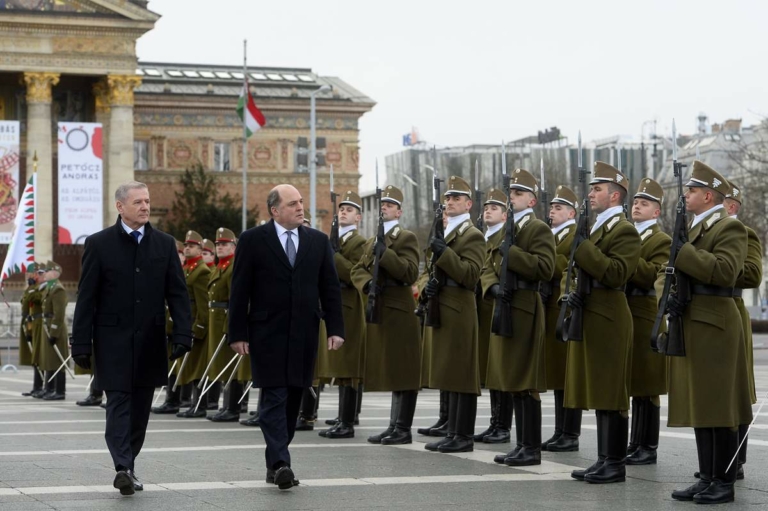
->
xmin=285 ymin=231 xmax=296 ymax=267
xmin=131 ymin=230 xmax=141 ymax=244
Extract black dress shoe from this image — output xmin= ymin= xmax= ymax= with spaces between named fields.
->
xmin=32 ymin=389 xmax=46 ymax=399
xmin=22 ymin=389 xmax=41 ymax=397
xmin=584 ymin=459 xmax=626 ymax=484
xmin=240 ymin=414 xmax=260 ymax=427
xmin=437 ymin=435 xmax=473 ymax=453
xmin=425 ymin=436 xmax=452 ymax=452
xmin=176 ymin=408 xmax=206 ymax=418
xmin=541 ymin=432 xmax=561 ymax=451
xmin=571 ymin=458 xmax=604 ymax=481
xmin=367 ymin=426 xmax=395 ymax=444
xmin=325 ymin=417 xmax=339 ymax=425
xmin=266 ymin=469 xmax=299 ymax=486
xmin=473 ymin=425 xmax=494 ymax=442
xmin=208 ymin=410 xmax=240 ymax=422
xmin=671 ymin=479 xmax=711 ymax=501
xmin=692 ymin=480 xmax=735 ymax=504
xmin=325 ymin=423 xmax=354 ymax=439
xmin=547 ymin=433 xmax=579 ymax=452
xmin=429 ymin=421 xmax=449 ymax=437
xmin=273 ymin=466 xmax=296 ymax=490
xmin=504 ymin=447 xmax=541 ymax=466
xmin=43 ymin=392 xmax=65 ymax=401
xmin=494 ymin=446 xmax=520 ymax=464
xmin=295 ymin=417 xmax=315 ymax=431
xmin=381 ymin=429 xmax=412 ymax=445
xmin=626 ymin=446 xmax=656 ymax=465
xmin=113 ymin=470 xmax=135 ymax=496
xmin=318 ymin=423 xmax=338 ymax=437
xmin=128 ymin=470 xmax=143 ymax=491
xmin=417 ymin=418 xmax=447 ymax=437
xmin=206 ymin=402 xmax=219 ymax=411
xmin=76 ymin=395 xmax=103 ymax=407
xmin=151 ymin=402 xmax=180 ymax=414
xmin=483 ymin=428 xmax=511 ymax=444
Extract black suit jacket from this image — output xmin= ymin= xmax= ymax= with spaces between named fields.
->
xmin=228 ymin=219 xmax=344 ymax=388
xmin=72 ymin=217 xmax=193 ymax=391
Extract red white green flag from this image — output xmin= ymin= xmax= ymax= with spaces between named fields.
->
xmin=1 ymin=172 xmax=35 ymax=286
xmin=237 ymin=77 xmax=266 ymax=137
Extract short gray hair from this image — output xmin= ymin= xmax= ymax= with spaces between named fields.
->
xmin=115 ymin=181 xmax=148 ymax=203
xmin=267 ymin=189 xmax=281 ymax=216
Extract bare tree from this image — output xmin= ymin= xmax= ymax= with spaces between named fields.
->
xmin=726 ymin=119 xmax=768 ymax=248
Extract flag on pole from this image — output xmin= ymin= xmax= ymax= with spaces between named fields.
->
xmin=1 ymin=173 xmax=35 ymax=287
xmin=237 ymin=77 xmax=266 ymax=137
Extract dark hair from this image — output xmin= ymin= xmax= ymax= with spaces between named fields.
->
xmin=267 ymin=189 xmax=281 ymax=216
xmin=707 ymin=187 xmax=725 ymax=205
xmin=608 ymin=182 xmax=627 ymax=205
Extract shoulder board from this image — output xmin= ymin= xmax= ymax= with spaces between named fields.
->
xmin=517 ymin=214 xmax=531 ymax=230
xmin=458 ymin=220 xmax=471 ymax=235
xmin=390 ymin=226 xmax=401 ymax=239
xmin=341 ymin=231 xmax=355 ymax=243
xmin=705 ymin=211 xmax=723 ymax=230
xmin=640 ymin=229 xmax=653 ymax=242
xmin=557 ymin=227 xmax=571 ymax=242
xmin=605 ymin=216 xmax=621 ymax=232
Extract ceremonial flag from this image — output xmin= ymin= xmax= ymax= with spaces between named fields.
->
xmin=0 ymin=173 xmax=35 ymax=286
xmin=237 ymin=77 xmax=266 ymax=137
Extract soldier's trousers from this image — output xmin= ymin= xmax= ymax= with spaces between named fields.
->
xmin=104 ymin=387 xmax=154 ymax=472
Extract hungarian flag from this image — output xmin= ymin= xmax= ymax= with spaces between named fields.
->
xmin=237 ymin=77 xmax=266 ymax=137
xmin=1 ymin=173 xmax=35 ymax=287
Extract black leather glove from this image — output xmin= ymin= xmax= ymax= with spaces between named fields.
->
xmin=675 ymin=237 xmax=687 ymax=255
xmin=73 ymin=354 xmax=91 ymax=370
xmin=430 ymin=237 xmax=447 ymax=258
xmin=425 ymin=279 xmax=439 ymax=298
xmin=490 ymin=284 xmax=500 ymax=299
xmin=566 ymin=292 xmax=584 ymax=310
xmin=169 ymin=342 xmax=191 ymax=361
xmin=374 ymin=236 xmax=386 ymax=258
xmin=48 ymin=336 xmax=57 ymax=346
xmin=363 ymin=280 xmax=372 ymax=294
xmin=667 ymin=295 xmax=686 ymax=318
xmin=25 ymin=334 xmax=32 ymax=343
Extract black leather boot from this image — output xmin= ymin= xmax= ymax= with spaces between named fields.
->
xmin=177 ymin=382 xmax=207 ymax=418
xmin=180 ymin=383 xmax=192 ymax=408
xmin=484 ymin=391 xmax=512 ymax=443
xmin=368 ymin=392 xmax=398 ymax=444
xmin=505 ymin=393 xmax=541 ymax=466
xmin=673 ymin=428 xmax=713 ymax=501
xmin=474 ymin=389 xmax=497 ymax=441
xmin=23 ymin=369 xmax=43 ymax=397
xmin=206 ymin=382 xmax=221 ymax=411
xmin=572 ymin=410 xmax=606 ymax=480
xmin=627 ymin=399 xmax=658 ymax=465
xmin=419 ymin=390 xmax=449 ymax=436
xmin=152 ymin=374 xmax=180 ymax=413
xmin=549 ymin=403 xmax=581 ymax=452
xmin=43 ymin=372 xmax=66 ymax=400
xmin=325 ymin=388 xmax=343 ymax=425
xmin=693 ymin=427 xmax=737 ymax=504
xmin=627 ymin=397 xmax=641 ymax=455
xmin=494 ymin=393 xmax=523 ymax=462
xmin=736 ymin=423 xmax=748 ymax=479
xmin=210 ymin=381 xmax=241 ymax=422
xmin=426 ymin=392 xmax=457 ymax=451
xmin=295 ymin=387 xmax=319 ymax=431
xmin=382 ymin=390 xmax=418 ymax=445
xmin=585 ymin=411 xmax=627 ymax=484
xmin=326 ymin=386 xmax=357 ymax=439
xmin=542 ymin=389 xmax=564 ymax=450
xmin=438 ymin=392 xmax=476 ymax=453
xmin=39 ymin=372 xmax=54 ymax=399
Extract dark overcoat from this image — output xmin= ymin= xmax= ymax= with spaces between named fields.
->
xmin=72 ymin=217 xmax=193 ymax=391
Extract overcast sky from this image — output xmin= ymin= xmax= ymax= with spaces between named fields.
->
xmin=137 ymin=0 xmax=768 ymax=190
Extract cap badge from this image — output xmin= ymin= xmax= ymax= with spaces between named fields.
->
xmin=734 ymin=188 xmax=740 ymax=196
xmin=616 ymin=174 xmax=623 ymax=183
xmin=712 ymin=178 xmax=722 ymax=188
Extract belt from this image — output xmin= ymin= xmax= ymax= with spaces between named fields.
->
xmin=516 ymin=279 xmax=539 ymax=292
xmin=383 ymin=278 xmax=409 ymax=287
xmin=209 ymin=301 xmax=228 ymax=309
xmin=733 ymin=288 xmax=743 ymax=298
xmin=627 ymin=287 xmax=656 ymax=297
xmin=444 ymin=278 xmax=464 ymax=288
xmin=691 ymin=284 xmax=734 ymax=297
xmin=591 ymin=280 xmax=624 ymax=292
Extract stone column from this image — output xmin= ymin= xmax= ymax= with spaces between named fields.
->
xmin=92 ymin=79 xmax=111 ymax=226
xmin=23 ymin=72 xmax=60 ymax=261
xmin=105 ymin=74 xmax=141 ymax=227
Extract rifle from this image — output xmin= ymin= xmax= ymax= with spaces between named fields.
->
xmin=556 ymin=131 xmax=591 ymax=342
xmin=540 ymin=156 xmax=550 ymax=226
xmin=617 ymin=145 xmax=629 ymax=217
xmin=491 ymin=142 xmax=517 ymax=337
xmin=651 ymin=119 xmax=687 ymax=356
xmin=329 ymin=164 xmax=340 ymax=252
xmin=474 ymin=159 xmax=484 ymax=229
xmin=416 ymin=148 xmax=445 ymax=326
xmin=365 ymin=160 xmax=384 ymax=324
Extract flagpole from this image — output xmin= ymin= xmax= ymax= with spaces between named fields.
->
xmin=241 ymin=39 xmax=248 ymax=233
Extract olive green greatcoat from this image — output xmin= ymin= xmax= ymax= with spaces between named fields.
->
xmin=481 ymin=213 xmax=555 ymax=392
xmin=422 ymin=218 xmax=485 ymax=395
xmin=177 ymin=260 xmax=210 ymax=385
xmin=38 ymin=282 xmax=70 ymax=372
xmin=29 ymin=285 xmax=45 ymax=367
xmin=318 ymin=229 xmax=367 ymax=381
xmin=563 ymin=212 xmax=640 ymax=411
xmin=735 ymin=225 xmax=762 ymax=404
xmin=477 ymin=227 xmax=505 ymax=386
xmin=205 ymin=258 xmax=235 ymax=381
xmin=544 ymin=222 xmax=576 ymax=390
xmin=627 ymin=224 xmax=670 ymax=397
xmin=18 ymin=286 xmax=37 ymax=366
xmin=665 ymin=209 xmax=752 ymax=428
xmin=351 ymin=224 xmax=421 ymax=392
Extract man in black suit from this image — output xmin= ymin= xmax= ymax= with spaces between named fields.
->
xmin=229 ymin=184 xmax=345 ymax=490
xmin=71 ymin=181 xmax=193 ymax=496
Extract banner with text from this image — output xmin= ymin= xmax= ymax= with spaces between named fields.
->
xmin=58 ymin=122 xmax=103 ymax=244
xmin=0 ymin=121 xmax=21 ymax=244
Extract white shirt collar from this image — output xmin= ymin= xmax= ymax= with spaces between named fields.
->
xmin=691 ymin=204 xmax=725 ymax=229
xmin=590 ymin=205 xmax=624 ymax=235
xmin=445 ymin=213 xmax=471 ymax=237
xmin=732 ymin=214 xmax=738 ymax=220
xmin=120 ymin=219 xmax=145 ymax=237
xmin=339 ymin=224 xmax=357 ymax=238
xmin=274 ymin=221 xmax=299 ymax=238
xmin=513 ymin=208 xmax=533 ymax=224
xmin=552 ymin=218 xmax=576 ymax=235
xmin=383 ymin=219 xmax=399 ymax=235
xmin=485 ymin=222 xmax=503 ymax=241
xmin=634 ymin=219 xmax=657 ymax=233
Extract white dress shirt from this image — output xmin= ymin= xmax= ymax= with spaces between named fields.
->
xmin=552 ymin=218 xmax=576 ymax=236
xmin=121 ymin=219 xmax=146 ymax=244
xmin=590 ymin=205 xmax=624 ymax=235
xmin=691 ymin=204 xmax=725 ymax=229
xmin=634 ymin=219 xmax=658 ymax=233
xmin=383 ymin=219 xmax=399 ymax=235
xmin=485 ymin=222 xmax=503 ymax=241
xmin=274 ymin=221 xmax=300 ymax=253
xmin=339 ymin=224 xmax=357 ymax=238
xmin=445 ymin=213 xmax=470 ymax=237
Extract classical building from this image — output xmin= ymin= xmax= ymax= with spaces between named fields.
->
xmin=0 ymin=0 xmax=375 ymax=286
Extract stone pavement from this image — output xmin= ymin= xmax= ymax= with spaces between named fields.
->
xmin=0 ymin=357 xmax=766 ymax=510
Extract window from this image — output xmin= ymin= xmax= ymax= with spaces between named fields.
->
xmin=134 ymin=140 xmax=149 ymax=171
xmin=214 ymin=142 xmax=230 ymax=171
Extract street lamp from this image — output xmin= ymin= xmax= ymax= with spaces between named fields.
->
xmin=310 ymin=84 xmax=331 ymax=228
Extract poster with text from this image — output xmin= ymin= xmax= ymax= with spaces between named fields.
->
xmin=0 ymin=121 xmax=21 ymax=244
xmin=58 ymin=122 xmax=103 ymax=244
